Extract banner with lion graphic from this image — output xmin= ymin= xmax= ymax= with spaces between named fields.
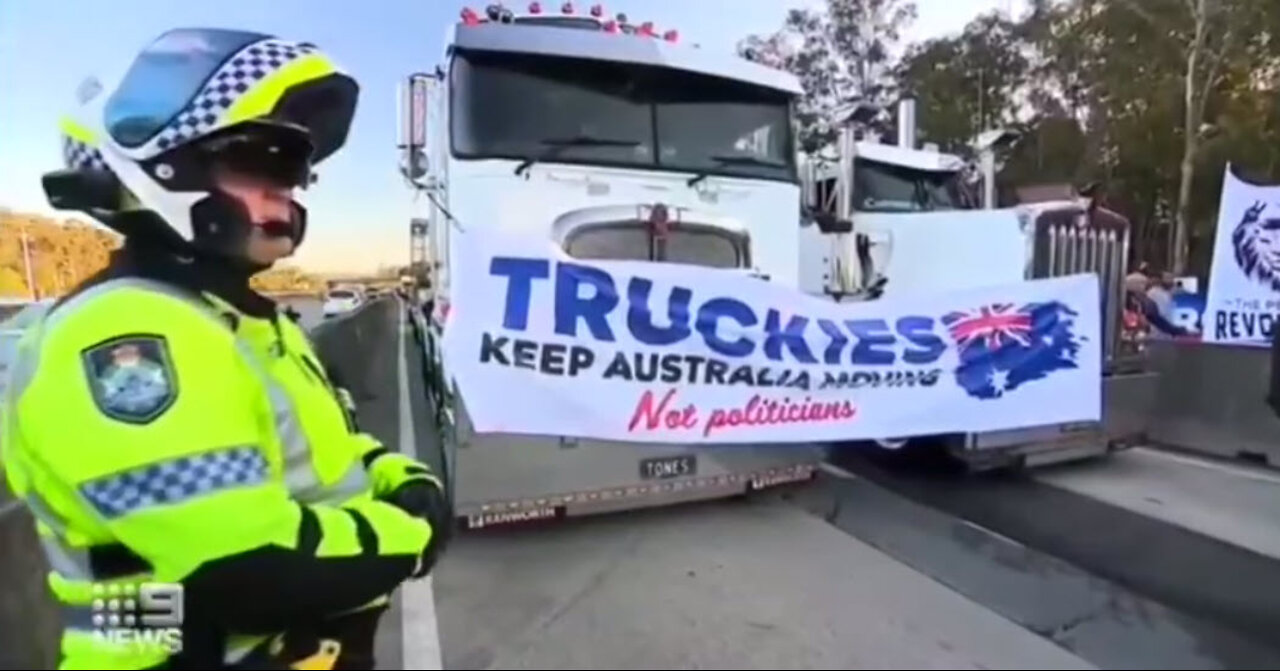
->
xmin=1204 ymin=166 xmax=1280 ymax=347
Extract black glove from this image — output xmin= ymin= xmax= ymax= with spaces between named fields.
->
xmin=383 ymin=478 xmax=453 ymax=578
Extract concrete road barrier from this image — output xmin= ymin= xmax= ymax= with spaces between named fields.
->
xmin=1146 ymin=340 xmax=1280 ymax=466
xmin=311 ymin=298 xmax=398 ymax=404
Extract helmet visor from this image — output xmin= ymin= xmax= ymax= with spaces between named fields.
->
xmin=201 ymin=123 xmax=315 ymax=189
xmin=104 ymin=28 xmax=271 ymax=148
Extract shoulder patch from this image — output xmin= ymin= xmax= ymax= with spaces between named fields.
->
xmin=81 ymin=335 xmax=178 ymax=424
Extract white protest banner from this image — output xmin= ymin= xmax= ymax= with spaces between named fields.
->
xmin=1203 ymin=165 xmax=1280 ymax=346
xmin=441 ymin=233 xmax=1102 ymax=444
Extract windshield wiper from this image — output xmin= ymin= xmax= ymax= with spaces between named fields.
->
xmin=513 ymin=136 xmax=642 ymax=176
xmin=687 ymin=154 xmax=789 ymax=187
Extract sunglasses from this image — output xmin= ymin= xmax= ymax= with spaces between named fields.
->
xmin=201 ymin=133 xmax=315 ymax=189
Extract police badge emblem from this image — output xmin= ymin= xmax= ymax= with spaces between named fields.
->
xmin=82 ymin=336 xmax=178 ymax=424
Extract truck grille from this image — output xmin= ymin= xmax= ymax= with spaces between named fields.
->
xmin=1028 ymin=206 xmax=1130 ymax=364
xmin=563 ymin=222 xmax=750 ymax=270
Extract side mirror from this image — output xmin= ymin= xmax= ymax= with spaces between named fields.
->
xmin=398 ymin=73 xmax=434 ymax=181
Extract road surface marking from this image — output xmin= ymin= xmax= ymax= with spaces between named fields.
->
xmin=1135 ymin=446 xmax=1280 ymax=485
xmin=397 ymin=302 xmax=444 ymax=671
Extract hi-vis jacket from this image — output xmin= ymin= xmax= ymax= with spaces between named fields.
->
xmin=0 ymin=272 xmax=432 ymax=670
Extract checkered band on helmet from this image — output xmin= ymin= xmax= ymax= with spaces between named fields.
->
xmin=150 ymin=38 xmax=319 ymax=153
xmin=63 ymin=134 xmax=108 ymax=171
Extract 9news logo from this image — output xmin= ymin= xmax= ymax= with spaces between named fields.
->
xmin=90 ymin=582 xmax=184 ymax=654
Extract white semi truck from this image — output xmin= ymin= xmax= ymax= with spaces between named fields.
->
xmin=397 ymin=2 xmax=825 ymax=528
xmin=798 ymin=100 xmax=1158 ymax=470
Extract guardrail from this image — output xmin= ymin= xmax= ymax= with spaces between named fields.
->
xmin=0 ymin=299 xmax=394 ymax=669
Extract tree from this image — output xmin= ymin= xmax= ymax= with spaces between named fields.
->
xmin=738 ymin=0 xmax=918 ymax=153
xmin=1010 ymin=0 xmax=1280 ymax=271
xmin=894 ymin=11 xmax=1030 ymax=154
xmin=998 ymin=116 xmax=1089 ymax=191
xmin=0 ymin=266 xmax=27 ymax=297
xmin=0 ymin=212 xmax=118 ymax=299
xmin=1171 ymin=0 xmax=1254 ymax=274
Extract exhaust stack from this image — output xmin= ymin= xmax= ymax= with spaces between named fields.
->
xmin=897 ymin=98 xmax=917 ymax=150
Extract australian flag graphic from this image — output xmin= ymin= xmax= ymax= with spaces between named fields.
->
xmin=940 ymin=302 xmax=1084 ymax=400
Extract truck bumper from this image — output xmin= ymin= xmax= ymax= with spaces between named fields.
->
xmin=952 ymin=369 xmax=1160 ymax=470
xmin=445 ymin=397 xmax=824 ymax=528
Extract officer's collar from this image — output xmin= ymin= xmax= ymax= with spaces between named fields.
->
xmin=110 ymin=236 xmax=279 ymax=319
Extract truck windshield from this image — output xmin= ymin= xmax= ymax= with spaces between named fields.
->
xmin=853 ymin=158 xmax=968 ymax=212
xmin=450 ymin=51 xmax=796 ymax=183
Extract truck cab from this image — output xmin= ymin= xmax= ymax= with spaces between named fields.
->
xmin=799 ymin=102 xmax=1158 ymax=469
xmin=398 ymin=2 xmax=824 ymax=526
xmin=407 ymin=5 xmax=803 ymax=302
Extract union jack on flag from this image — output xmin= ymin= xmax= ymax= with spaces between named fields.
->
xmin=941 ymin=303 xmax=1035 ymax=351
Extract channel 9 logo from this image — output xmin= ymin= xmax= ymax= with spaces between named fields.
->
xmin=90 ymin=582 xmax=183 ymax=654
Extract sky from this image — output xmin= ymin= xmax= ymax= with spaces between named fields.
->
xmin=0 ymin=0 xmax=1024 ymax=274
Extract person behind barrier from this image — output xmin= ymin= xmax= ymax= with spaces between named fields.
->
xmin=1144 ymin=268 xmax=1180 ymax=338
xmin=1 ymin=27 xmax=451 ymax=670
xmin=1124 ymin=272 xmax=1187 ymax=339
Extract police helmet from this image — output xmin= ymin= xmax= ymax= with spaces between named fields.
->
xmin=45 ymin=28 xmax=359 ymax=259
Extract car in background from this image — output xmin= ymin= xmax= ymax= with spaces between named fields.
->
xmin=1 ymin=299 xmax=55 ymax=395
xmin=321 ymin=287 xmax=364 ymax=319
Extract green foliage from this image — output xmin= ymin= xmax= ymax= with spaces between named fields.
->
xmin=737 ymin=0 xmax=918 ymax=153
xmin=744 ymin=0 xmax=1280 ymax=275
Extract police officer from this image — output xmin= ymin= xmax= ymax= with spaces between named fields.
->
xmin=0 ymin=28 xmax=450 ymax=669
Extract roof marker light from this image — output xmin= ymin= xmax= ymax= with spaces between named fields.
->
xmin=485 ymin=4 xmax=502 ymax=20
xmin=663 ymin=29 xmax=678 ymax=42
xmin=529 ymin=1 xmax=542 ymax=13
xmin=590 ymin=3 xmax=603 ymax=16
xmin=639 ymin=21 xmax=655 ymax=37
xmin=460 ymin=7 xmax=481 ymax=24
xmin=603 ymin=20 xmax=618 ymax=33
xmin=562 ymin=1 xmax=573 ymax=13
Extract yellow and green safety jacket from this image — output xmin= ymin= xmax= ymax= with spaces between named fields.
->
xmin=0 ymin=241 xmax=438 ymax=670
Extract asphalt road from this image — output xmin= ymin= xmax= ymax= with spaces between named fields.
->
xmin=809 ymin=452 xmax=1280 ymax=670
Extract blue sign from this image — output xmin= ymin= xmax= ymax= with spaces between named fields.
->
xmin=1171 ymin=291 xmax=1205 ymax=338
